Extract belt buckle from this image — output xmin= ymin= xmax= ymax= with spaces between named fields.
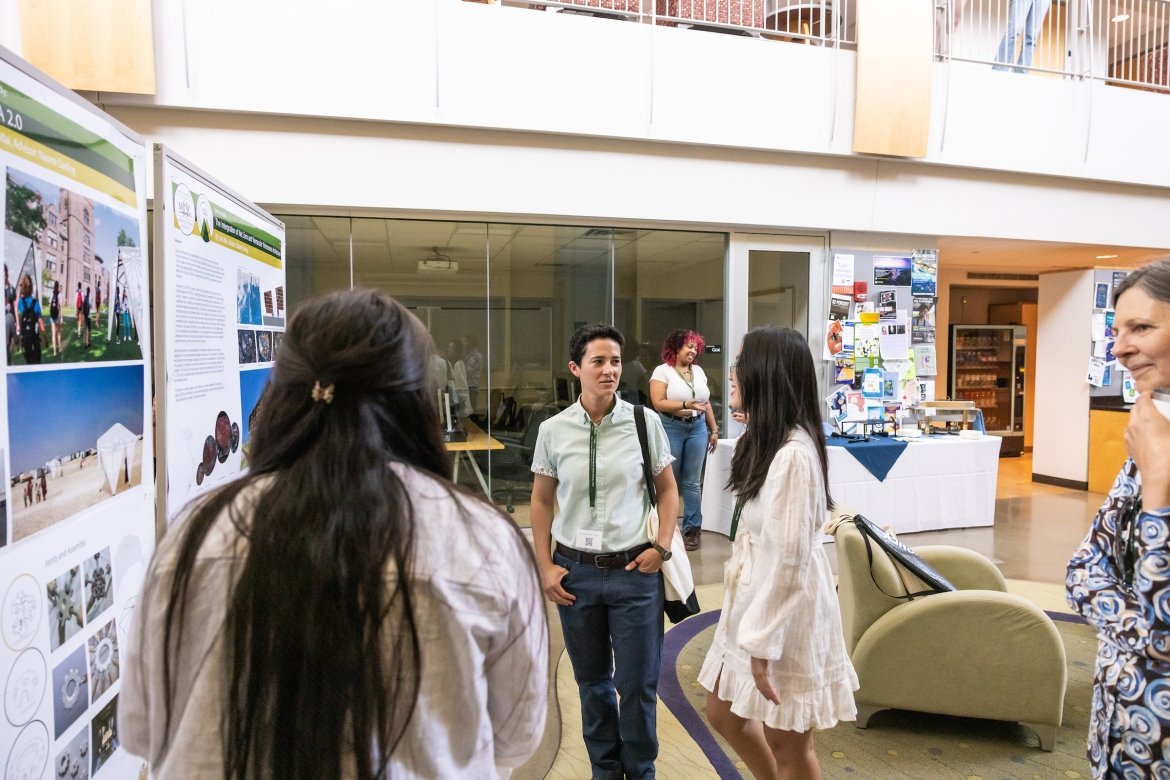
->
xmin=593 ymin=553 xmax=621 ymax=569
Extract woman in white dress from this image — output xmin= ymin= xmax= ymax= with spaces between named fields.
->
xmin=698 ymin=326 xmax=858 ymax=780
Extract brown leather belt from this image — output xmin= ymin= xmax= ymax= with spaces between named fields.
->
xmin=555 ymin=542 xmax=652 ymax=569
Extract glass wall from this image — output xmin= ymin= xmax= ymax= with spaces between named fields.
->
xmin=277 ymin=214 xmax=726 ymax=516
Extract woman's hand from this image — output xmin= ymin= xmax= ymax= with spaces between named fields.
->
xmin=750 ymin=657 xmax=779 ymax=704
xmin=1128 ymin=395 xmax=1170 ymax=509
xmin=707 ymin=431 xmax=719 ymax=453
xmin=731 ymin=409 xmax=747 ymax=425
xmin=689 ymin=400 xmax=711 ymax=414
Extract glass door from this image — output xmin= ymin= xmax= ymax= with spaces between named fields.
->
xmin=727 ymin=233 xmax=829 ymax=435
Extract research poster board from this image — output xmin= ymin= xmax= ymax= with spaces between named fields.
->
xmin=154 ymin=146 xmax=285 ymax=523
xmin=0 ymin=47 xmax=154 ymax=780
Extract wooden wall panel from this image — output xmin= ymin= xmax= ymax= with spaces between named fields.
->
xmin=853 ymin=0 xmax=932 ymax=158
xmin=19 ymin=0 xmax=156 ymax=94
xmin=1088 ymin=409 xmax=1129 ymax=495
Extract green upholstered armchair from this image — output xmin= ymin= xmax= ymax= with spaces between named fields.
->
xmin=830 ymin=514 xmax=1067 ymax=751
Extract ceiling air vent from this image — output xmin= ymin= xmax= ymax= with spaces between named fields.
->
xmin=966 ymin=272 xmax=1039 ymax=281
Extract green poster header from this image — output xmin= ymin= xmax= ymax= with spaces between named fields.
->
xmin=0 ymin=79 xmax=136 ymax=195
xmin=211 ymin=202 xmax=281 ymax=261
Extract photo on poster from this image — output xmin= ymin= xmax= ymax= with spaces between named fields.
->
xmin=90 ymin=693 xmax=120 ymax=775
xmin=911 ymin=250 xmax=938 ymax=295
xmin=239 ymin=367 xmax=272 ymax=449
xmin=187 ymin=409 xmax=242 ymax=489
xmin=238 ymin=329 xmax=257 ymax=364
xmin=46 ymin=565 xmax=84 ymax=651
xmin=237 ymin=269 xmax=263 ymax=325
xmin=87 ymin=619 xmax=120 ymax=700
xmin=83 ymin=547 xmax=114 ymax=624
xmin=877 ymin=290 xmax=897 ymax=319
xmin=51 ymin=643 xmax=88 ymax=737
xmin=872 ymin=256 xmax=912 ymax=287
xmin=829 ymin=294 xmax=851 ymax=321
xmin=1095 ymin=283 xmax=1111 ymax=309
xmin=5 ymin=167 xmax=144 ymax=366
xmin=0 ymin=446 xmax=7 ymax=550
xmin=256 ymin=331 xmax=273 ymax=363
xmin=912 ymin=325 xmax=936 ymax=344
xmin=912 ymin=296 xmax=936 ymax=328
xmin=825 ymin=387 xmax=849 ymax=424
xmin=55 ymin=724 xmax=90 ymax=780
xmin=272 ymin=331 xmax=283 ymax=361
xmin=9 ymin=365 xmax=146 ymax=544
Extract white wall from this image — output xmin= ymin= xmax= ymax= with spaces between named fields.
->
xmin=2 ymin=0 xmax=1159 ymax=195
xmin=1033 ymin=269 xmax=1094 ymax=484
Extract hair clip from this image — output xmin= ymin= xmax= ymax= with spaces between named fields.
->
xmin=311 ymin=380 xmax=335 ymax=404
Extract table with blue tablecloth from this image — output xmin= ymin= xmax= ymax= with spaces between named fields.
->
xmin=700 ymin=434 xmax=1002 ymax=537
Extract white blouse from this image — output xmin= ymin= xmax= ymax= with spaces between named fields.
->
xmin=120 ymin=464 xmax=548 ymax=778
xmin=649 ymin=362 xmax=711 ymax=418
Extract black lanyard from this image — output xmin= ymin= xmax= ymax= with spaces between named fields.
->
xmin=729 ymin=497 xmax=743 ymax=542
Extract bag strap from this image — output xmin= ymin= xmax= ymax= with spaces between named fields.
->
xmin=852 ymin=515 xmax=940 ymax=601
xmin=633 ymin=405 xmax=657 ymax=507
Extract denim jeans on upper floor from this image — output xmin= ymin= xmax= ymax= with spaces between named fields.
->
xmin=992 ymin=0 xmax=1054 ymax=73
xmin=555 ymin=549 xmax=664 ymax=780
xmin=661 ymin=414 xmax=708 ymax=534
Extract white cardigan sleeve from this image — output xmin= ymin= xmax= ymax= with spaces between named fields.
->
xmin=735 ymin=445 xmax=817 ymax=661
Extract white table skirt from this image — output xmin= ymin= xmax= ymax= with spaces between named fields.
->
xmin=700 ymin=435 xmax=1002 ymax=537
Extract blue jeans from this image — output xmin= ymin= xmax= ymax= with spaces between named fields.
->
xmin=555 ymin=550 xmax=664 ymax=780
xmin=661 ymin=415 xmax=708 ymax=534
xmin=993 ymin=0 xmax=1053 ymax=73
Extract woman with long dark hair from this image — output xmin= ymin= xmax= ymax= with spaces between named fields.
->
xmin=699 ymin=326 xmax=856 ymax=780
xmin=121 ymin=289 xmax=548 ymax=779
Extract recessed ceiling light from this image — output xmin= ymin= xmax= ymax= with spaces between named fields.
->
xmin=1096 ymin=254 xmax=1119 ymax=259
xmin=1112 ymin=13 xmax=1130 ymax=22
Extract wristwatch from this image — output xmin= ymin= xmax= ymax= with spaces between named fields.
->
xmin=652 ymin=542 xmax=672 ymax=561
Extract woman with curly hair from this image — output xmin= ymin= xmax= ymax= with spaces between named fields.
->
xmin=650 ymin=328 xmax=719 ymax=551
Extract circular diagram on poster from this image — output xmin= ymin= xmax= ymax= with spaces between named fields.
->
xmin=4 ymin=649 xmax=45 ymax=726
xmin=202 ymin=436 xmax=217 ymax=475
xmin=195 ymin=463 xmax=205 ymax=486
xmin=196 ymin=195 xmax=214 ymax=243
xmin=2 ymin=575 xmax=41 ymax=651
xmin=230 ymin=423 xmax=240 ymax=453
xmin=215 ymin=412 xmax=231 ymax=463
xmin=5 ymin=720 xmax=49 ymax=780
xmin=173 ymin=183 xmax=195 ymax=236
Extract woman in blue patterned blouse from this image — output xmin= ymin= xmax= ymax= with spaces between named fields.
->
xmin=1067 ymin=258 xmax=1170 ymax=778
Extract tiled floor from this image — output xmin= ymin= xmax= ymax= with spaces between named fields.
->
xmin=511 ymin=453 xmax=1104 ymax=779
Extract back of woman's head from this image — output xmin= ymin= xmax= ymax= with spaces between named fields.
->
xmin=248 ymin=288 xmax=449 ymax=479
xmin=729 ymin=326 xmax=832 ymax=506
xmin=1114 ymin=259 xmax=1170 ymax=307
xmin=165 ymin=288 xmax=451 ymax=780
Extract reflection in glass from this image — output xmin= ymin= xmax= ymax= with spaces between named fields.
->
xmin=273 ymin=214 xmax=726 ymax=515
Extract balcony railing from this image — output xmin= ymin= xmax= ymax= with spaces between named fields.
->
xmin=507 ymin=0 xmax=855 ymax=47
xmin=939 ymin=0 xmax=1169 ymax=91
xmin=490 ymin=0 xmax=1170 ymax=93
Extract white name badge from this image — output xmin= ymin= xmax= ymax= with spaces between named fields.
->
xmin=575 ymin=529 xmax=604 ymax=552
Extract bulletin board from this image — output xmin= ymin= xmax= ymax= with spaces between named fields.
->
xmin=823 ymin=249 xmax=939 ymax=429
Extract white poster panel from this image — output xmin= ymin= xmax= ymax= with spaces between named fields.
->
xmin=0 ymin=48 xmax=154 ymax=779
xmin=154 ymin=146 xmax=285 ymax=523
